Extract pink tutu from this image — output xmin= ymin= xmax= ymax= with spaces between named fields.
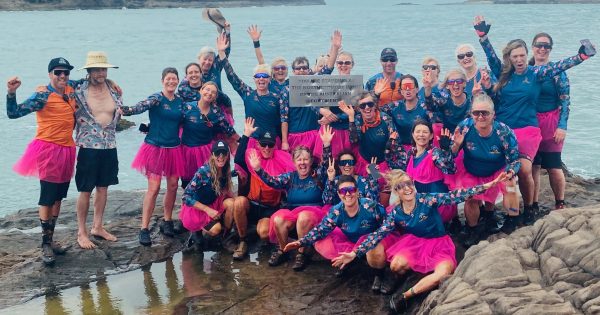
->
xmin=451 ymin=159 xmax=505 ymax=204
xmin=320 ymin=126 xmax=352 ymax=158
xmin=180 ymin=194 xmax=229 ymax=232
xmin=181 ymin=143 xmax=213 ymax=181
xmin=131 ymin=142 xmax=185 ymax=179
xmin=315 ymin=228 xmax=367 ymax=260
xmin=13 ymin=139 xmax=76 ymax=183
xmin=355 ymin=153 xmax=390 ymax=191
xmin=244 ymin=146 xmax=295 ymax=180
xmin=288 ymin=130 xmax=322 ymax=161
xmin=537 ymin=109 xmax=563 ymax=153
xmin=385 ymin=233 xmax=456 ymax=274
xmin=513 ymin=126 xmax=542 ymax=161
xmin=432 ymin=123 xmax=443 ymax=147
xmin=268 ymin=205 xmax=331 ymax=244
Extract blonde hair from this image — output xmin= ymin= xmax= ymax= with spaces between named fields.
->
xmin=254 ymin=63 xmax=271 ymax=76
xmin=271 ymin=57 xmax=287 ymax=68
xmin=198 ymin=46 xmax=216 ymax=59
xmin=472 ymin=93 xmax=495 ymax=113
xmin=384 ymin=169 xmax=412 ymax=192
xmin=422 ymin=56 xmax=441 ymax=73
xmin=439 ymin=69 xmax=467 ymax=90
xmin=208 ymin=154 xmax=232 ymax=195
xmin=337 ymin=51 xmax=354 ymax=65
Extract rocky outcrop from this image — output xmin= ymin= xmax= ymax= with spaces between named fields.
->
xmin=419 ymin=206 xmax=600 ymax=314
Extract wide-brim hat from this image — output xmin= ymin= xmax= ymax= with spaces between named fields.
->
xmin=79 ymin=51 xmax=118 ymax=70
xmin=202 ymin=8 xmax=226 ymax=34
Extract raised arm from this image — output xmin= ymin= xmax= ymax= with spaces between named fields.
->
xmin=421 ymin=172 xmax=506 ymax=206
xmin=338 ymin=101 xmax=358 ymax=143
xmin=234 ymin=117 xmax=258 ymax=172
xmin=319 ymin=30 xmax=342 ymax=75
xmin=474 ymin=16 xmax=502 ymax=78
xmin=218 ymin=34 xmax=252 ymax=98
xmin=247 ymin=25 xmax=265 ymax=64
xmin=432 ymin=129 xmax=456 ymax=174
xmin=533 ymin=53 xmax=585 ymax=82
xmin=6 ymin=77 xmax=49 ymax=119
xmin=248 ymin=149 xmax=293 ymax=189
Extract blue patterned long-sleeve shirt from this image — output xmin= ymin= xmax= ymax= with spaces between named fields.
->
xmin=479 ymin=36 xmax=583 ymax=129
xmin=223 ymin=58 xmax=288 ymax=138
xmin=299 ymin=198 xmax=386 ymax=246
xmin=536 ymin=65 xmax=570 ymax=130
xmin=424 ymin=89 xmax=471 ymax=133
xmin=380 ymin=99 xmax=431 ymax=145
xmin=349 ymin=112 xmax=401 ymax=166
xmin=256 ymin=168 xmax=324 ymax=208
xmin=182 ymin=164 xmax=226 ymax=206
xmin=181 ymin=102 xmax=235 ymax=147
xmin=355 ymin=185 xmax=486 ymax=257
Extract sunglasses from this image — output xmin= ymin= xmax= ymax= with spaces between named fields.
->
xmin=259 ymin=142 xmax=275 ymax=148
xmin=338 ymin=186 xmax=358 ymax=195
xmin=336 ymin=60 xmax=352 ymax=66
xmin=213 ymin=150 xmax=228 ymax=157
xmin=253 ymin=73 xmax=270 ymax=79
xmin=457 ymin=51 xmax=474 ymax=60
xmin=393 ymin=180 xmax=414 ymax=191
xmin=293 ymin=65 xmax=309 ymax=71
xmin=533 ymin=42 xmax=552 ymax=50
xmin=338 ymin=159 xmax=356 ymax=167
xmin=380 ymin=57 xmax=397 ymax=63
xmin=400 ymin=83 xmax=416 ymax=91
xmin=53 ymin=69 xmax=70 ymax=76
xmin=471 ymin=110 xmax=491 ymax=117
xmin=272 ymin=65 xmax=287 ymax=71
xmin=446 ymin=79 xmax=465 ymax=85
xmin=358 ymin=101 xmax=376 ymax=109
xmin=422 ymin=65 xmax=438 ymax=71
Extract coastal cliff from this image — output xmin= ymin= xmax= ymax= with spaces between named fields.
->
xmin=0 ymin=0 xmax=325 ymax=11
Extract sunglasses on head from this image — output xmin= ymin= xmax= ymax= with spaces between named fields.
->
xmin=447 ymin=79 xmax=465 ymax=85
xmin=259 ymin=142 xmax=275 ymax=148
xmin=338 ymin=159 xmax=356 ymax=167
xmin=53 ymin=69 xmax=70 ymax=76
xmin=394 ymin=180 xmax=414 ymax=191
xmin=272 ymin=65 xmax=287 ymax=71
xmin=358 ymin=101 xmax=376 ymax=109
xmin=422 ymin=65 xmax=438 ymax=71
xmin=471 ymin=110 xmax=491 ymax=118
xmin=400 ymin=82 xmax=416 ymax=91
xmin=293 ymin=65 xmax=309 ymax=71
xmin=457 ymin=51 xmax=474 ymax=60
xmin=254 ymin=73 xmax=270 ymax=79
xmin=533 ymin=42 xmax=552 ymax=50
xmin=336 ymin=60 xmax=352 ymax=66
xmin=338 ymin=186 xmax=358 ymax=195
xmin=381 ymin=57 xmax=397 ymax=63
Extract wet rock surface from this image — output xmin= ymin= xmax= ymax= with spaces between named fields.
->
xmin=0 ymin=172 xmax=599 ymax=313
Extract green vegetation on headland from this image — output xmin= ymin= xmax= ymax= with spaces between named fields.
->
xmin=0 ymin=0 xmax=325 ymax=11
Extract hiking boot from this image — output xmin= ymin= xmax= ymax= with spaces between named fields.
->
xmin=292 ymin=252 xmax=307 ymax=271
xmin=371 ymin=274 xmax=382 ymax=292
xmin=447 ymin=217 xmax=463 ymax=236
xmin=268 ymin=249 xmax=288 ymax=267
xmin=41 ymin=243 xmax=56 ymax=266
xmin=555 ymin=200 xmax=566 ymax=210
xmin=522 ymin=205 xmax=535 ymax=226
xmin=389 ymin=292 xmax=411 ymax=313
xmin=501 ymin=215 xmax=519 ymax=234
xmin=463 ymin=225 xmax=483 ymax=248
xmin=139 ymin=228 xmax=152 ymax=246
xmin=232 ymin=241 xmax=248 ymax=260
xmin=481 ymin=210 xmax=501 ymax=234
xmin=160 ymin=220 xmax=175 ymax=237
xmin=380 ymin=268 xmax=398 ymax=295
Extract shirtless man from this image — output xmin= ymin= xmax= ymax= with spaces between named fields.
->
xmin=73 ymin=51 xmax=122 ymax=249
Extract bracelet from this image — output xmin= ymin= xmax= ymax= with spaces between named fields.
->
xmin=253 ymin=41 xmax=260 ymax=48
xmin=410 ymin=287 xmax=416 ymax=296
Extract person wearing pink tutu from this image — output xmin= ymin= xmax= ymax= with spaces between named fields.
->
xmin=248 ymin=145 xmax=328 ymax=271
xmin=332 ymin=169 xmax=506 ymax=313
xmin=121 ymin=67 xmax=185 ymax=246
xmin=6 ymin=57 xmax=77 ymax=265
xmin=474 ymin=15 xmax=594 ymax=225
xmin=177 ymin=62 xmax=234 ymax=127
xmin=180 ymin=141 xmax=237 ymax=248
xmin=529 ymin=33 xmax=570 ymax=216
xmin=283 ymin=176 xmax=389 ymax=287
xmin=450 ymin=94 xmax=521 ymax=242
xmin=338 ymin=92 xmax=401 ymax=206
xmin=319 ymin=125 xmax=379 ymax=205
xmin=230 ymin=118 xmax=295 ymax=261
xmin=180 ymin=81 xmax=238 ymax=189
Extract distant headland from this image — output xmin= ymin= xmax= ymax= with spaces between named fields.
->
xmin=0 ymin=0 xmax=325 ymax=11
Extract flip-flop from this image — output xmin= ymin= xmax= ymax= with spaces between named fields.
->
xmin=202 ymin=8 xmax=226 ymax=34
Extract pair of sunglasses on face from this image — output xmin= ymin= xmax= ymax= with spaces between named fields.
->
xmin=259 ymin=142 xmax=275 ymax=148
xmin=254 ymin=73 xmax=270 ymax=79
xmin=338 ymin=159 xmax=355 ymax=167
xmin=336 ymin=60 xmax=352 ymax=66
xmin=446 ymin=79 xmax=465 ymax=85
xmin=338 ymin=186 xmax=358 ymax=195
xmin=272 ymin=65 xmax=287 ymax=71
xmin=393 ymin=180 xmax=414 ymax=191
xmin=422 ymin=65 xmax=438 ymax=71
xmin=533 ymin=42 xmax=552 ymax=50
xmin=53 ymin=69 xmax=70 ymax=76
xmin=457 ymin=51 xmax=474 ymax=60
xmin=293 ymin=65 xmax=309 ymax=71
xmin=471 ymin=110 xmax=491 ymax=117
xmin=380 ymin=57 xmax=397 ymax=63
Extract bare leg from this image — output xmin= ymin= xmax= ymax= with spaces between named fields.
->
xmin=401 ymin=261 xmax=454 ymax=300
xmin=464 ymin=199 xmax=480 ymax=227
xmin=273 ymin=215 xmax=294 ymax=250
xmin=296 ymin=211 xmax=318 ymax=254
xmin=257 ymin=218 xmax=270 ymax=241
xmin=163 ymin=176 xmax=179 ymax=221
xmin=518 ymin=158 xmax=534 ymax=206
xmin=76 ymin=191 xmax=96 ymax=249
xmin=39 ymin=205 xmax=52 ymax=221
xmin=390 ymin=255 xmax=410 ymax=275
xmin=91 ymin=187 xmax=117 ymax=241
xmin=532 ymin=164 xmax=541 ymax=203
xmin=141 ymin=178 xmax=161 ymax=229
xmin=365 ymin=243 xmax=387 ymax=269
xmin=548 ymin=168 xmax=566 ymax=202
xmin=204 ymin=223 xmax=222 ymax=237
xmin=233 ymin=197 xmax=249 ymax=239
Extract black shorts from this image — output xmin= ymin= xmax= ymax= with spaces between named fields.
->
xmin=75 ymin=148 xmax=119 ymax=192
xmin=248 ymin=200 xmax=278 ymax=223
xmin=533 ymin=151 xmax=562 ymax=169
xmin=39 ymin=180 xmax=70 ymax=206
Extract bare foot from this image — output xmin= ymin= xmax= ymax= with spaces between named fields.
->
xmin=91 ymin=227 xmax=118 ymax=242
xmin=77 ymin=233 xmax=97 ymax=250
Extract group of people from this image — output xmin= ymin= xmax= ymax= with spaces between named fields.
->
xmin=6 ymin=13 xmax=595 ymax=313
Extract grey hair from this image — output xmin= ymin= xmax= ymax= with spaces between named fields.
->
xmin=455 ymin=43 xmax=476 ymax=57
xmin=472 ymin=93 xmax=495 ymax=113
xmin=198 ymin=46 xmax=216 ymax=59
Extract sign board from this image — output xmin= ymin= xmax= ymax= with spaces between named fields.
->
xmin=288 ymin=75 xmax=363 ymax=107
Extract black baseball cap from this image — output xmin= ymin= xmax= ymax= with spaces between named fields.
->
xmin=380 ymin=48 xmax=397 ymax=60
xmin=258 ymin=131 xmax=276 ymax=146
xmin=212 ymin=140 xmax=229 ymax=155
xmin=48 ymin=57 xmax=74 ymax=73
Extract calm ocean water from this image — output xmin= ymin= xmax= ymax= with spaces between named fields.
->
xmin=0 ymin=0 xmax=598 ymax=216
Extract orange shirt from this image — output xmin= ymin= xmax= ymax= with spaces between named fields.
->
xmin=248 ymin=173 xmax=282 ymax=207
xmin=35 ymin=86 xmax=76 ymax=146
xmin=377 ymin=77 xmax=403 ymax=106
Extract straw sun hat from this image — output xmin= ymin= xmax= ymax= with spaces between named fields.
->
xmin=79 ymin=51 xmax=118 ymax=70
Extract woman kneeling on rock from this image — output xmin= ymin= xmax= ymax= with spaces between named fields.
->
xmin=180 ymin=141 xmax=239 ymax=248
xmin=333 ymin=169 xmax=506 ymax=313
xmin=248 ymin=146 xmax=329 ymax=271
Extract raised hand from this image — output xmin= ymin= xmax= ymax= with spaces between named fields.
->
xmin=216 ymin=32 xmax=229 ymax=52
xmin=374 ymin=77 xmax=389 ymax=96
xmin=6 ymin=77 xmax=21 ymax=94
xmin=389 ymin=130 xmax=399 ymax=140
xmin=438 ymin=128 xmax=452 ymax=151
xmin=473 ymin=15 xmax=491 ymax=37
xmin=338 ymin=100 xmax=355 ymax=118
xmin=320 ymin=125 xmax=335 ymax=147
xmin=247 ymin=24 xmax=262 ymax=41
xmin=243 ymin=117 xmax=258 ymax=137
xmin=331 ymin=29 xmax=342 ymax=49
xmin=451 ymin=128 xmax=465 ymax=153
xmin=472 ymin=77 xmax=483 ymax=96
xmin=248 ymin=149 xmax=261 ymax=171
xmin=366 ymin=156 xmax=379 ymax=175
xmin=422 ymin=71 xmax=435 ymax=89
xmin=331 ymin=251 xmax=357 ymax=269
xmin=327 ymin=157 xmax=336 ymax=181
xmin=283 ymin=241 xmax=301 ymax=253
